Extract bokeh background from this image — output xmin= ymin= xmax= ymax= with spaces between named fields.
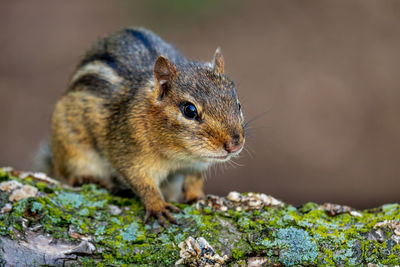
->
xmin=1 ymin=0 xmax=399 ymax=208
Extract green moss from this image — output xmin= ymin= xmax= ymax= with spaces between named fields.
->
xmin=298 ymin=202 xmax=319 ymax=213
xmin=382 ymin=203 xmax=399 ymax=216
xmin=0 ymin=169 xmax=7 ymax=180
xmin=237 ymin=217 xmax=252 ymax=230
xmin=231 ymin=247 xmax=245 ymax=259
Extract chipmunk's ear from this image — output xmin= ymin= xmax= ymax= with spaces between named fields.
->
xmin=212 ymin=47 xmax=224 ymax=75
xmin=154 ymin=56 xmax=177 ymax=99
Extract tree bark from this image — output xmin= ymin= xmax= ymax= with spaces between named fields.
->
xmin=0 ymin=167 xmax=399 ymax=266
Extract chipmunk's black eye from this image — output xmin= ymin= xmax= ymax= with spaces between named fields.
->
xmin=238 ymin=103 xmax=241 ymax=111
xmin=181 ymin=102 xmax=198 ymax=120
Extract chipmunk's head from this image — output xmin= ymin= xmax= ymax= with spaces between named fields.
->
xmin=150 ymin=48 xmax=245 ymax=165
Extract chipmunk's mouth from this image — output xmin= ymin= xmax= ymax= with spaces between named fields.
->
xmin=203 ymin=142 xmax=245 ymax=162
xmin=205 ymin=153 xmax=233 ymax=162
xmin=208 ymin=155 xmax=229 ymax=160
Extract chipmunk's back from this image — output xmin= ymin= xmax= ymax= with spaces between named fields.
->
xmin=73 ymin=28 xmax=187 ymax=92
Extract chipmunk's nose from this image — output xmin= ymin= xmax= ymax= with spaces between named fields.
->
xmin=224 ymin=134 xmax=243 ymax=154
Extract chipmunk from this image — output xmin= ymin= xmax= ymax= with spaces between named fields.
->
xmin=49 ymin=27 xmax=245 ymax=226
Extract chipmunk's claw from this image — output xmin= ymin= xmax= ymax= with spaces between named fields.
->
xmin=144 ymin=202 xmax=180 ymax=227
xmin=165 ymin=202 xmax=181 ymax=213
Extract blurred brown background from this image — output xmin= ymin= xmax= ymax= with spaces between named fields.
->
xmin=1 ymin=0 xmax=399 ymax=209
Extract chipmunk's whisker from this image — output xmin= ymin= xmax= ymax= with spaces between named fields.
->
xmin=229 ymin=159 xmax=243 ymax=167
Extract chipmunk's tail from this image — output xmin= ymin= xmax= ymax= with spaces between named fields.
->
xmin=32 ymin=139 xmax=54 ymax=176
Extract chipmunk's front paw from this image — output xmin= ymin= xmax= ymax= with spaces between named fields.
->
xmin=144 ymin=201 xmax=181 ymax=227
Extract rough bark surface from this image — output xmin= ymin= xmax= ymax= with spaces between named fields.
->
xmin=0 ymin=167 xmax=399 ymax=266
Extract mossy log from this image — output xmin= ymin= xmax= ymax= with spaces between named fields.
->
xmin=0 ymin=167 xmax=399 ymax=266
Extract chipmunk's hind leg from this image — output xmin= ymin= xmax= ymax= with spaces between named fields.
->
xmin=183 ymin=172 xmax=205 ymax=203
xmin=160 ymin=172 xmax=205 ymax=203
xmin=66 ymin=150 xmax=115 ymax=189
xmin=53 ymin=141 xmax=115 ymax=189
xmin=160 ymin=173 xmax=184 ymax=203
xmin=51 ymin=92 xmax=115 ymax=188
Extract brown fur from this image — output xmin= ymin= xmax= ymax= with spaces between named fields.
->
xmin=183 ymin=172 xmax=205 ymax=203
xmin=50 ymin=27 xmax=245 ymax=225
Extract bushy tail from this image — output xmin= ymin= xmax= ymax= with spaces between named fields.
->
xmin=32 ymin=140 xmax=54 ymax=176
